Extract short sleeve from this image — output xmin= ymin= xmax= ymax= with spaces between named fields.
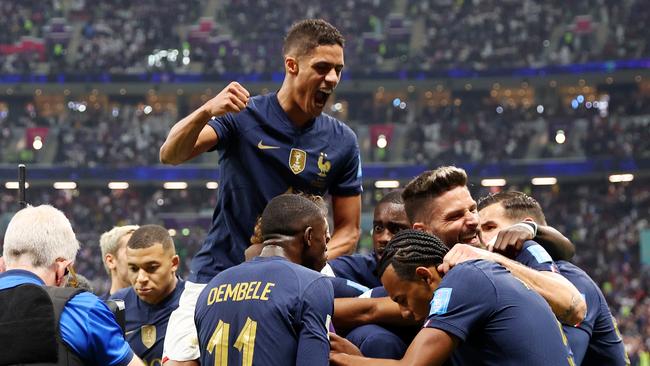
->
xmin=60 ymin=292 xmax=134 ymax=366
xmin=296 ymin=277 xmax=334 ymax=366
xmin=515 ymin=241 xmax=558 ymax=272
xmin=207 ymin=114 xmax=239 ymax=151
xmin=329 ymin=137 xmax=362 ymax=196
xmin=423 ymin=263 xmax=496 ymax=342
xmin=327 ymin=277 xmax=369 ymax=298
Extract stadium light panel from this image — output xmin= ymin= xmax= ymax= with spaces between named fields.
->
xmin=163 ymin=181 xmax=188 ymax=190
xmin=531 ymin=177 xmax=557 ymax=186
xmin=5 ymin=182 xmax=29 ymax=189
xmin=206 ymin=181 xmax=219 ymax=189
xmin=481 ymin=179 xmax=507 ymax=187
xmin=53 ymin=182 xmax=77 ymax=190
xmin=609 ymin=174 xmax=634 ymax=183
xmin=108 ymin=182 xmax=129 ymax=190
xmin=374 ymin=180 xmax=400 ymax=189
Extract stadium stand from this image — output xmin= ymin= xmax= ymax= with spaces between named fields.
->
xmin=1 ymin=1 xmax=649 ymax=363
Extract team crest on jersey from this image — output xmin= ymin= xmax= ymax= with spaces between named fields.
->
xmin=141 ymin=325 xmax=156 ymax=349
xmin=317 ymin=152 xmax=331 ymax=177
xmin=289 ymin=148 xmax=306 ymax=174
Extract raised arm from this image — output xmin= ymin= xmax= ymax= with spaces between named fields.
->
xmin=327 ymin=194 xmax=361 ymax=259
xmin=160 ymin=82 xmax=249 ymax=165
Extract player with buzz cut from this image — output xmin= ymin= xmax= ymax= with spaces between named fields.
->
xmin=195 ymin=194 xmax=334 ymax=366
xmin=477 ymin=191 xmax=630 ymax=365
xmin=330 ymin=229 xmax=576 ymax=366
xmin=159 ymin=18 xmax=361 ymax=365
xmin=110 ymin=225 xmax=186 ymax=366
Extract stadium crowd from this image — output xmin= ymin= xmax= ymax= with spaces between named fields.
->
xmin=2 ymin=0 xmax=650 ymax=75
xmin=1 ymin=85 xmax=649 ymax=167
xmin=1 ymin=8 xmax=649 ymax=365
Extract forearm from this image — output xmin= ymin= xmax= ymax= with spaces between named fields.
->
xmin=160 ymin=106 xmax=212 ymax=165
xmin=327 ymin=226 xmax=359 ymax=259
xmin=333 ymin=297 xmax=410 ymax=331
xmin=535 ymin=225 xmax=575 ymax=260
xmin=330 ymin=353 xmax=401 ymax=366
xmin=490 ymin=254 xmax=585 ymax=324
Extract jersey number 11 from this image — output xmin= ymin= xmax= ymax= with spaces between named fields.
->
xmin=206 ymin=317 xmax=258 ymax=366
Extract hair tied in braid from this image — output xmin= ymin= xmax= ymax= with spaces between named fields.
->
xmin=377 ymin=229 xmax=449 ymax=280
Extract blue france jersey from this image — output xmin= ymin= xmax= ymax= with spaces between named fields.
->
xmin=424 ymin=260 xmax=574 ymax=366
xmin=195 ymin=256 xmax=334 ymax=366
xmin=110 ymin=279 xmax=185 ymax=365
xmin=328 ymin=252 xmax=381 ymax=289
xmin=327 ymin=277 xmax=370 ymax=298
xmin=514 ymin=240 xmax=559 ymax=272
xmin=556 ymin=260 xmax=629 ymax=365
xmin=189 ymin=93 xmax=362 ymax=283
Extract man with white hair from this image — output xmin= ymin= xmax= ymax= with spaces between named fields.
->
xmin=100 ymin=224 xmax=140 ymax=298
xmin=0 ymin=205 xmax=144 ymax=366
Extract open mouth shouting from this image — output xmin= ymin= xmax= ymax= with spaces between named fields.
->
xmin=314 ymin=89 xmax=332 ymax=108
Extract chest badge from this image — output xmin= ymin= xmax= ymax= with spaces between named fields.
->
xmin=289 ymin=148 xmax=306 ymax=174
xmin=318 ymin=152 xmax=331 ymax=177
xmin=141 ymin=325 xmax=157 ymax=349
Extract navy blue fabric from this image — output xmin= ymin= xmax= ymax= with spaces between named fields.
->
xmin=195 ymin=256 xmax=334 ymax=366
xmin=189 ymin=93 xmax=362 ymax=283
xmin=328 ymin=253 xmax=381 ymax=289
xmin=346 ymin=324 xmax=407 ymax=359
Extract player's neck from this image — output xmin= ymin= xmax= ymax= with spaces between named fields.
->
xmin=110 ymin=276 xmax=131 ymax=295
xmin=277 ymin=84 xmax=312 ymax=128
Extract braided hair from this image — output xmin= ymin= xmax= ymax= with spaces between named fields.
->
xmin=377 ymin=229 xmax=449 ymax=281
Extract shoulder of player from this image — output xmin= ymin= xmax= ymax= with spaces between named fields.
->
xmin=109 ymin=286 xmax=134 ymax=300
xmin=443 ymin=260 xmax=498 ymax=289
xmin=318 ymin=113 xmax=357 ymax=141
xmin=330 ymin=253 xmax=373 ymax=267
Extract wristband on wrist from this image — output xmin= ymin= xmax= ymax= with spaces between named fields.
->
xmin=519 ymin=221 xmax=538 ymax=237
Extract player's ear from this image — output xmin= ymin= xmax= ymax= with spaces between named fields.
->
xmin=285 ymin=56 xmax=299 ymax=75
xmin=105 ymin=253 xmax=116 ymax=271
xmin=412 ymin=222 xmax=427 ymax=231
xmin=415 ymin=266 xmax=433 ymax=284
xmin=170 ymin=255 xmax=180 ymax=272
xmin=303 ymin=226 xmax=313 ymax=248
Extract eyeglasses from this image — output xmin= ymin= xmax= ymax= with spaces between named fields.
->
xmin=64 ymin=263 xmax=79 ymax=288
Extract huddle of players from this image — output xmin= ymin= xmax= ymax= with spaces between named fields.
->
xmin=104 ymin=169 xmax=630 ymax=365
xmin=99 ymin=19 xmax=628 ymax=366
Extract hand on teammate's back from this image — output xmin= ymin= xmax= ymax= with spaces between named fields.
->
xmin=438 ymin=244 xmax=493 ymax=274
xmin=203 ymin=81 xmax=250 ymax=116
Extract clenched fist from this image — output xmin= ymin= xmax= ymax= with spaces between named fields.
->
xmin=202 ymin=81 xmax=251 ymax=116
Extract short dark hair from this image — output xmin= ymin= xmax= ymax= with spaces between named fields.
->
xmin=260 ymin=194 xmax=324 ymax=239
xmin=477 ymin=191 xmax=547 ymax=225
xmin=283 ymin=19 xmax=344 ymax=57
xmin=250 ymin=193 xmax=327 ymax=245
xmin=127 ymin=225 xmax=175 ymax=252
xmin=377 ymin=229 xmax=449 ymax=281
xmin=378 ymin=189 xmax=404 ymax=205
xmin=402 ymin=166 xmax=468 ymax=224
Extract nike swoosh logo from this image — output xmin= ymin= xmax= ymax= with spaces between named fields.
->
xmin=125 ymin=329 xmax=138 ymax=336
xmin=258 ymin=140 xmax=280 ymax=150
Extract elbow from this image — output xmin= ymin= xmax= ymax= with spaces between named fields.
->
xmin=559 ymin=295 xmax=587 ymax=326
xmin=571 ymin=297 xmax=587 ymax=326
xmin=159 ymin=146 xmax=181 ymax=165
